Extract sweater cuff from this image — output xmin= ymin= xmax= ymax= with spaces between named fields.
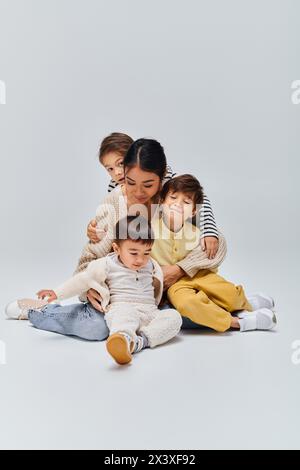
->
xmin=201 ymin=232 xmax=219 ymax=240
xmin=79 ymin=293 xmax=88 ymax=303
xmin=176 ymin=259 xmax=199 ymax=278
xmin=54 ymin=289 xmax=87 ymax=303
xmin=53 ymin=289 xmax=65 ymax=301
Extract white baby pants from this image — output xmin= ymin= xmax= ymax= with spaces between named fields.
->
xmin=105 ymin=302 xmax=182 ymax=348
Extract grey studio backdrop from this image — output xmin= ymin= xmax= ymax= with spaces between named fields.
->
xmin=0 ymin=0 xmax=299 ymax=450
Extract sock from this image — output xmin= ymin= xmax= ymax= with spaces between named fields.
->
xmin=118 ymin=332 xmax=133 ymax=350
xmin=238 ymin=315 xmax=257 ymax=332
xmin=237 ymin=310 xmax=250 ymax=319
xmin=133 ymin=333 xmax=149 ymax=353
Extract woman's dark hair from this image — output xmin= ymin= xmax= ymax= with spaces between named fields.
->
xmin=114 ymin=215 xmax=155 ymax=246
xmin=123 ymin=138 xmax=167 ymax=182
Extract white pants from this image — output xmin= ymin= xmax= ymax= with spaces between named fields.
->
xmin=105 ymin=302 xmax=182 ymax=348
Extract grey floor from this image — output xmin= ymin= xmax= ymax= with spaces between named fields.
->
xmin=0 ymin=283 xmax=299 ymax=450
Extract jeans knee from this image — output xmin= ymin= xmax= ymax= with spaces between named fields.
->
xmin=88 ymin=315 xmax=109 ymax=341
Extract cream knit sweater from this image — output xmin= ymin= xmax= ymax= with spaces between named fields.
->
xmin=74 ymin=186 xmax=227 ymax=278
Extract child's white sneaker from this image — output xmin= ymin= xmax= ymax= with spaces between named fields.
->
xmin=247 ymin=292 xmax=275 ymax=311
xmin=5 ymin=298 xmax=48 ymax=320
xmin=238 ymin=308 xmax=277 ymax=332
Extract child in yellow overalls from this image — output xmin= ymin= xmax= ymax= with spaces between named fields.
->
xmin=151 ymin=174 xmax=277 ymax=333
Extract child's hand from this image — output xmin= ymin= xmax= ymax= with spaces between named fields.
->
xmin=36 ymin=290 xmax=57 ymax=303
xmin=201 ymin=237 xmax=219 ymax=259
xmin=87 ymin=219 xmax=107 ymax=243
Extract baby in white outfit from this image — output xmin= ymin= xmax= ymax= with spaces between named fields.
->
xmin=7 ymin=216 xmax=182 ymax=365
xmin=103 ymin=250 xmax=182 ymax=362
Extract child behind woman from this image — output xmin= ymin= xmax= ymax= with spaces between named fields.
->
xmin=88 ymin=132 xmax=219 ymax=258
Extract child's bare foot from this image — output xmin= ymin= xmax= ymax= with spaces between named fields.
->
xmin=5 ymin=298 xmax=49 ymax=320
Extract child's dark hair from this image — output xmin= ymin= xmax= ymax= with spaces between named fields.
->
xmin=114 ymin=216 xmax=155 ymax=246
xmin=160 ymin=174 xmax=204 ymax=207
xmin=99 ymin=132 xmax=134 ymax=162
xmin=123 ymin=138 xmax=167 ymax=181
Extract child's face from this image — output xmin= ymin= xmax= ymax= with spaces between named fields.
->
xmin=101 ymin=152 xmax=125 ymax=184
xmin=161 ymin=190 xmax=196 ymax=230
xmin=112 ymin=240 xmax=153 ymax=271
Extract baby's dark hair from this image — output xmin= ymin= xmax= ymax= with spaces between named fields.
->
xmin=114 ymin=216 xmax=155 ymax=246
xmin=160 ymin=174 xmax=204 ymax=207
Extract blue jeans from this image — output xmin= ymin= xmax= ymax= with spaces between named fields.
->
xmin=28 ymin=302 xmax=109 ymax=341
xmin=28 ymin=301 xmax=203 ymax=342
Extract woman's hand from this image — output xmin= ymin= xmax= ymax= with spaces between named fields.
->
xmin=201 ymin=236 xmax=219 ymax=260
xmin=87 ymin=219 xmax=107 ymax=244
xmin=36 ymin=289 xmax=57 ymax=303
xmin=161 ymin=265 xmax=185 ymax=291
xmin=87 ymin=288 xmax=104 ymax=313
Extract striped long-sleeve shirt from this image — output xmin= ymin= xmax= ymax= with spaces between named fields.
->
xmin=108 ymin=165 xmax=219 ymax=239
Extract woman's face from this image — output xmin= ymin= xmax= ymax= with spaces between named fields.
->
xmin=124 ymin=165 xmax=161 ymax=205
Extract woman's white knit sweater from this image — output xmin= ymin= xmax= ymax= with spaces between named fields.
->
xmin=74 ymin=185 xmax=227 ymax=277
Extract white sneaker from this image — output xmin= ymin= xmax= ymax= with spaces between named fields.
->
xmin=5 ymin=298 xmax=48 ymax=320
xmin=247 ymin=292 xmax=275 ymax=311
xmin=238 ymin=308 xmax=277 ymax=332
